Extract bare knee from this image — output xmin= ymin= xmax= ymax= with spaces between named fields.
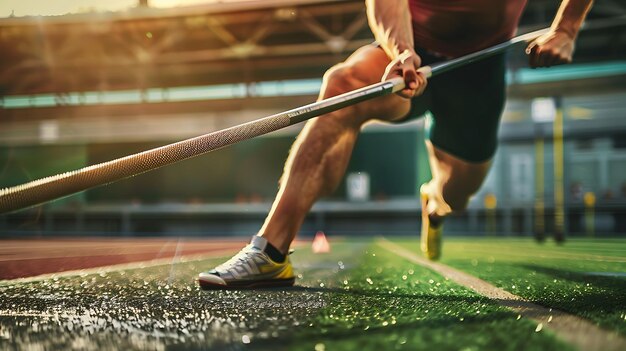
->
xmin=321 ymin=62 xmax=410 ymax=124
xmin=321 ymin=50 xmax=412 ymax=122
xmin=313 ymin=65 xmax=372 ymax=128
xmin=322 ymin=64 xmax=370 ymax=100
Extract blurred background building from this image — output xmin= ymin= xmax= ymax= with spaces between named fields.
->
xmin=1 ymin=0 xmax=625 ymax=237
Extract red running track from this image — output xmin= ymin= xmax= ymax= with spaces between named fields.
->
xmin=0 ymin=238 xmax=245 ymax=280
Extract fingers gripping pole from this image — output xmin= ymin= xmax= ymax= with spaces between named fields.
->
xmin=0 ymin=28 xmax=548 ymax=214
xmin=389 ymin=66 xmax=433 ymax=94
xmin=389 ymin=27 xmax=548 ymax=93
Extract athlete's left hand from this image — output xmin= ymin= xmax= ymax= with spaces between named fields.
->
xmin=526 ymin=30 xmax=575 ymax=68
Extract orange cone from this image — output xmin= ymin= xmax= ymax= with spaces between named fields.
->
xmin=312 ymin=231 xmax=330 ymax=253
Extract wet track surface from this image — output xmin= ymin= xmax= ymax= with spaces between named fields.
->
xmin=0 ymin=243 xmax=362 ymax=350
xmin=4 ymin=238 xmax=616 ymax=350
xmin=0 ymin=238 xmax=244 ymax=279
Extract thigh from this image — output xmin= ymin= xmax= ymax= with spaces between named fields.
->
xmin=427 ymin=53 xmax=506 ymax=163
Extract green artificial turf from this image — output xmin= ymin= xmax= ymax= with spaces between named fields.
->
xmin=395 ymin=238 xmax=626 ymax=336
xmin=283 ymin=244 xmax=571 ymax=351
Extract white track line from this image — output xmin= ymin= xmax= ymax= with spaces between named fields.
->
xmin=377 ymin=238 xmax=626 ymax=351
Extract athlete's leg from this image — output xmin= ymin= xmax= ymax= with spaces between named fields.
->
xmin=260 ymin=45 xmax=411 ymax=253
xmin=419 ymin=141 xmax=492 ymax=260
xmin=418 ymin=52 xmax=506 ymax=259
xmin=422 ymin=141 xmax=491 ymax=219
xmin=198 ymin=45 xmax=416 ymax=289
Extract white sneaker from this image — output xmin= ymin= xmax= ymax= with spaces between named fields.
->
xmin=198 ymin=236 xmax=295 ymax=289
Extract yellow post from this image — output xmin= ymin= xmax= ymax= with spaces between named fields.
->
xmin=553 ymin=97 xmax=565 ymax=243
xmin=484 ymin=193 xmax=497 ymax=236
xmin=535 ymin=136 xmax=545 ymax=241
xmin=584 ymin=192 xmax=596 ymax=237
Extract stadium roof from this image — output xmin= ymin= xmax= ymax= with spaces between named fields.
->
xmin=0 ymin=0 xmax=344 ymax=24
xmin=0 ymin=0 xmax=624 ymax=96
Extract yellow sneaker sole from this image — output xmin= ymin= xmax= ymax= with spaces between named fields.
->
xmin=420 ymin=192 xmax=442 ymax=260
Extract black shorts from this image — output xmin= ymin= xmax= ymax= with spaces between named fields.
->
xmin=398 ymin=46 xmax=506 ymax=163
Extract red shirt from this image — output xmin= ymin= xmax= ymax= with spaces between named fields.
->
xmin=409 ymin=0 xmax=527 ymax=57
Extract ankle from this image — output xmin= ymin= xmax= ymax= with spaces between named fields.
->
xmin=259 ymin=230 xmax=293 ymax=254
xmin=263 ymin=240 xmax=286 ymax=263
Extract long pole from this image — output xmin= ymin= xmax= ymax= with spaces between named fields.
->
xmin=0 ymin=28 xmax=549 ymax=214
